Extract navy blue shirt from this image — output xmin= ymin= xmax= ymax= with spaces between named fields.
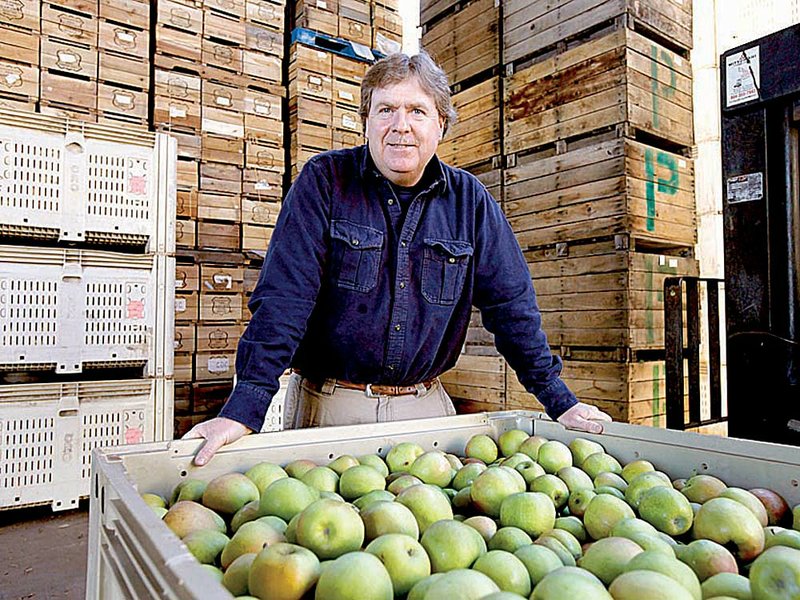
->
xmin=220 ymin=145 xmax=578 ymax=431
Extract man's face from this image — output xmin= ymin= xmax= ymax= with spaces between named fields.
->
xmin=365 ymin=77 xmax=445 ymax=187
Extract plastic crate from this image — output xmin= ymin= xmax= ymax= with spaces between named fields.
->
xmin=0 ymin=245 xmax=175 ymax=376
xmin=88 ymin=411 xmax=800 ymax=599
xmin=0 ymin=108 xmax=177 ymax=253
xmin=0 ymin=378 xmax=173 ymax=511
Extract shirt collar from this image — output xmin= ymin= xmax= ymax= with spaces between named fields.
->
xmin=359 ymin=144 xmax=448 ymax=196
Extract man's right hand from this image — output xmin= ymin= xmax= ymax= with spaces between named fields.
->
xmin=182 ymin=417 xmax=252 ymax=466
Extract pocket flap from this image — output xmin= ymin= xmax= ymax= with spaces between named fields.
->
xmin=425 ymin=238 xmax=474 ymax=259
xmin=331 ymin=220 xmax=384 ymax=250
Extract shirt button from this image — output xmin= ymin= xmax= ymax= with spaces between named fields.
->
xmin=394 ymin=324 xmax=401 ymax=331
xmin=448 ymin=257 xmax=456 ymax=263
xmin=400 ymin=241 xmax=407 ymax=247
xmin=387 ymin=198 xmax=394 ymax=206
xmin=388 ymin=365 xmax=394 ymax=370
xmin=399 ymin=282 xmax=405 ymax=289
xmin=352 ymin=239 xmax=359 ymax=246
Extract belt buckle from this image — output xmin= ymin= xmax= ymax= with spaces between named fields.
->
xmin=365 ymin=383 xmax=380 ymax=398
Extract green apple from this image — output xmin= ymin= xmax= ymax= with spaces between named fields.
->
xmin=693 ymin=497 xmax=766 ymax=561
xmin=518 ymin=435 xmax=549 ymax=461
xmin=245 ymin=462 xmax=288 ymax=495
xmin=583 ymin=493 xmax=635 ymax=540
xmin=470 ymin=467 xmax=526 ymax=517
xmin=353 ymin=489 xmax=395 ymax=511
xmin=255 ymin=515 xmax=288 ymax=535
xmin=680 ymin=475 xmax=727 ymax=504
xmin=357 ymin=454 xmax=389 ymax=478
xmin=314 ymin=551 xmax=394 ymax=600
xmin=260 ymin=478 xmax=320 ymax=522
xmin=301 ymin=466 xmax=340 ymax=493
xmin=765 ymin=528 xmax=800 ymax=551
xmin=202 ymin=472 xmax=259 ymax=516
xmin=625 ymin=551 xmax=702 ymax=600
xmin=578 ymin=536 xmax=643 ymax=585
xmin=472 ymin=550 xmax=531 ymax=597
xmin=249 ymin=542 xmax=320 ymax=600
xmin=499 ymin=491 xmax=556 ymax=537
xmin=141 ymin=493 xmax=166 ymax=510
xmin=465 ymin=434 xmax=499 ymax=464
xmin=360 ymin=499 xmax=419 ymax=542
xmin=567 ymin=488 xmax=596 ymax=518
xmin=516 ymin=461 xmax=546 ymax=486
xmin=580 ymin=452 xmax=622 ymax=480
xmin=328 ymin=455 xmax=360 ymax=476
xmin=387 ymin=474 xmax=423 ymax=495
xmin=719 ymin=487 xmax=769 ymax=527
xmin=513 ymin=544 xmax=563 ymax=586
xmin=221 ymin=520 xmax=285 ymax=569
xmin=594 ymin=471 xmax=629 ymax=492
xmin=620 ymin=459 xmax=655 ymax=484
xmin=395 ymin=484 xmax=454 ymax=534
xmin=183 ymin=529 xmax=230 ymax=565
xmin=366 ymin=533 xmax=431 ymax=596
xmin=674 ymin=539 xmax=739 ymax=581
xmin=463 ymin=515 xmax=499 ymax=544
xmin=284 ymin=459 xmax=317 ymax=479
xmin=531 ymin=566 xmax=612 ymax=599
xmin=700 ymin=572 xmax=751 ymax=600
xmin=536 ymin=440 xmax=572 ymax=474
xmin=163 ymin=500 xmax=226 ymax=539
xmin=529 ymin=474 xmax=569 ymax=509
xmin=420 ymin=519 xmax=486 ymax=572
xmin=294 ymin=499 xmax=364 ymax=560
xmin=419 ymin=569 xmax=500 ymax=598
xmin=638 ymin=486 xmax=694 ymax=536
xmin=386 ymin=442 xmax=425 ymax=474
xmin=568 ymin=437 xmax=605 ymax=467
xmin=500 ymin=453 xmax=533 ymax=470
xmin=557 ymin=466 xmax=594 ymax=492
xmin=749 ymin=546 xmax=800 ymax=600
xmin=338 ymin=465 xmax=386 ymax=500
xmin=453 ymin=486 xmax=473 ymax=510
xmin=555 ymin=516 xmax=587 ymax=543
xmin=535 ymin=536 xmax=575 ymax=567
xmin=406 ymin=574 xmax=445 ymax=600
xmin=170 ymin=479 xmax=208 ymax=505
xmin=453 ymin=463 xmax=487 ymax=490
xmin=409 ymin=451 xmax=455 ymax=488
xmin=609 ymin=570 xmax=695 ymax=600
xmin=231 ymin=500 xmax=261 ymax=533
xmin=625 ymin=471 xmax=673 ymax=509
xmin=488 ymin=526 xmax=530 ymax=552
xmin=498 ymin=429 xmax=530 ymax=458
xmin=541 ymin=529 xmax=582 ymax=561
xmin=222 ymin=552 xmax=255 ymax=596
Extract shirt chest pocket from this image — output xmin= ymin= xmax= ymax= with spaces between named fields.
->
xmin=422 ymin=238 xmax=473 ymax=305
xmin=330 ymin=220 xmax=384 ymax=292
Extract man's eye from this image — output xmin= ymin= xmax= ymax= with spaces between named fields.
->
xmin=413 ymin=108 xmax=424 ymax=114
xmin=379 ymin=107 xmax=392 ymax=114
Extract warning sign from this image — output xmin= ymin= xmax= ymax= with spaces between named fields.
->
xmin=726 ymin=47 xmax=760 ymax=107
xmin=727 ymin=173 xmax=764 ymax=203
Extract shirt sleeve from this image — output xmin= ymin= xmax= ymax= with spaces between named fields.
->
xmin=220 ymin=159 xmax=331 ymax=431
xmin=470 ymin=185 xmax=578 ymax=420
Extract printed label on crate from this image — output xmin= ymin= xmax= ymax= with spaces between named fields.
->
xmin=727 ymin=172 xmax=764 ymax=203
xmin=114 ymin=28 xmax=137 ymax=49
xmin=338 ymin=90 xmax=354 ymax=102
xmin=254 ymin=179 xmax=273 ymax=191
xmin=210 ymin=274 xmax=233 ymax=290
xmin=2 ymin=67 xmax=22 ymax=88
xmin=127 ymin=159 xmax=149 ymax=196
xmin=169 ymin=105 xmax=188 ymax=118
xmin=316 ymin=0 xmax=327 ymax=8
xmin=254 ymin=100 xmax=272 ymax=116
xmin=341 ymin=115 xmax=358 ymax=130
xmin=1 ymin=0 xmax=25 ymax=21
xmin=208 ymin=355 xmax=231 ymax=373
xmin=726 ymin=47 xmax=760 ymax=107
xmin=175 ymin=297 xmax=187 ymax=312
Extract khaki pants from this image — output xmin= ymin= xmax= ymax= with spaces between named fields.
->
xmin=282 ymin=373 xmax=456 ymax=429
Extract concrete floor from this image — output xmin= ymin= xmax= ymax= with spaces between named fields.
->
xmin=0 ymin=502 xmax=89 ymax=600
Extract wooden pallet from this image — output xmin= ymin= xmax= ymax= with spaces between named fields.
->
xmin=421 ymin=0 xmax=500 ymax=88
xmin=504 ymin=27 xmax=693 ymax=155
xmin=174 ymin=323 xmax=197 ymax=353
xmin=503 ymin=0 xmax=692 ymax=67
xmin=175 ymin=262 xmax=200 ymax=293
xmin=504 ymin=133 xmax=696 ymax=250
xmin=175 ymin=217 xmax=198 ymax=248
xmin=441 ymin=354 xmax=507 ymax=408
xmin=465 ymin=158 xmax=503 ymax=203
xmin=175 ymin=290 xmax=199 ymax=321
xmin=437 ymin=76 xmax=501 ymax=169
xmin=197 ymin=219 xmax=241 ymax=251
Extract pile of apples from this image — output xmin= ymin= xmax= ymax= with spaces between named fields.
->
xmin=141 ymin=429 xmax=800 ymax=599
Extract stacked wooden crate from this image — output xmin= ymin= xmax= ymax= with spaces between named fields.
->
xmin=36 ymin=0 xmax=150 ymax=125
xmin=502 ymin=1 xmax=696 ymax=427
xmin=288 ymin=28 xmax=374 ymax=177
xmin=155 ymin=0 xmax=286 ymax=435
xmin=420 ymin=0 xmax=506 ymax=412
xmin=0 ymin=0 xmax=40 ymax=111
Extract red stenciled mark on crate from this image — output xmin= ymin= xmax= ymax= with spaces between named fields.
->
xmin=127 ymin=299 xmax=145 ymax=319
xmin=125 ymin=426 xmax=143 ymax=444
xmin=128 ymin=174 xmax=147 ymax=195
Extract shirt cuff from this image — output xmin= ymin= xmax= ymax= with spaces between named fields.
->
xmin=219 ymin=381 xmax=273 ymax=432
xmin=535 ymin=378 xmax=578 ymax=420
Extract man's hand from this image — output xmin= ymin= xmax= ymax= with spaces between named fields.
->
xmin=557 ymin=402 xmax=612 ymax=434
xmin=182 ymin=417 xmax=252 ymax=466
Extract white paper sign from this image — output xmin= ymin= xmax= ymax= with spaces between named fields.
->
xmin=726 ymin=47 xmax=760 ymax=107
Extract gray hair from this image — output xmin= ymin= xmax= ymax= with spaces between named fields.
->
xmin=359 ymin=51 xmax=458 ymax=135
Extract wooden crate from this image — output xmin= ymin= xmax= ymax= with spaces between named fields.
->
xmin=197 ymin=220 xmax=240 ymax=250
xmin=421 ymin=0 xmax=500 ymax=88
xmin=524 ymin=238 xmax=698 ymax=350
xmin=40 ymin=36 xmax=96 ymax=78
xmin=332 ymin=129 xmax=362 ymax=150
xmin=338 ymin=16 xmax=370 ymax=46
xmin=371 ymin=3 xmax=401 ymax=55
xmin=155 ymin=27 xmax=202 ymax=63
xmin=174 ymin=324 xmax=197 ymax=353
xmin=0 ymin=59 xmax=39 ymax=101
xmin=290 ymin=71 xmax=333 ymax=103
xmin=175 ymin=263 xmax=200 ymax=293
xmin=175 ymin=291 xmax=199 ymax=322
xmin=98 ymin=20 xmax=148 ymax=61
xmin=99 ymin=0 xmax=149 ymax=29
xmin=200 ymin=264 xmax=244 ymax=294
xmin=419 ymin=0 xmax=458 ymax=27
xmin=202 ymin=134 xmax=244 ymax=166
xmin=1 ymin=25 xmax=40 ymax=66
xmin=244 ymin=87 xmax=282 ymax=121
xmin=175 ymin=217 xmax=197 ymax=248
xmin=503 ymin=0 xmax=692 ymax=67
xmin=202 ymin=38 xmax=244 ymax=74
xmin=332 ymin=54 xmax=366 ymax=85
xmin=294 ymin=5 xmax=337 ymax=37
xmin=200 ymin=161 xmax=242 ymax=194
xmin=438 ymin=76 xmax=500 ymax=169
xmin=96 ymin=82 xmax=148 ymax=123
xmin=440 ymin=354 xmax=507 ymax=408
xmin=242 ymin=167 xmax=282 ymax=197
xmin=197 ymin=191 xmax=241 ymax=222
xmin=176 ymin=190 xmax=199 ymax=219
xmin=332 ymin=104 xmax=360 ymax=134
xmin=204 ymin=9 xmax=246 ymax=45
xmin=41 ymin=3 xmax=97 ymax=46
xmin=242 ymin=49 xmax=281 ymax=85
xmin=242 ymin=223 xmax=273 ymax=253
xmin=197 ymin=323 xmax=244 ymax=352
xmin=332 ymin=78 xmax=359 ymax=109
xmin=47 ymin=0 xmax=96 ymax=16
xmin=191 ymin=380 xmax=233 ymax=414
xmin=505 ymin=135 xmax=696 ymax=249
xmin=1 ymin=0 xmax=41 ymax=31
xmin=98 ymin=50 xmax=148 ymax=90
xmin=157 ymin=0 xmax=203 ymax=34
xmin=465 ymin=159 xmax=502 ymax=203
xmin=40 ymin=70 xmax=97 ymax=110
xmin=504 ymin=27 xmax=694 ymax=154
xmin=174 ymin=351 xmax=194 ymax=382
xmin=245 ymin=115 xmax=283 ymax=149
xmin=195 ymin=350 xmax=238 ymax=380
xmin=154 ymin=69 xmax=202 ymax=130
xmin=290 ymin=43 xmax=332 ymax=77
xmin=241 ymin=197 xmax=281 ymax=226
xmin=246 ymin=0 xmax=285 ymax=31
xmin=200 ymin=292 xmax=244 ymax=321
xmin=176 ymin=157 xmax=200 ymax=189
xmin=204 ymin=0 xmax=245 ymax=20
xmin=340 ymin=0 xmax=369 ymax=23
xmin=245 ymin=21 xmax=283 ymax=58
xmin=245 ymin=140 xmax=283 ymax=171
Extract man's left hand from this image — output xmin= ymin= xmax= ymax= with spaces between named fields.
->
xmin=557 ymin=402 xmax=612 ymax=434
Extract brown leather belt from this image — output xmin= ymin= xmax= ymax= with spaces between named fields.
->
xmin=294 ymin=369 xmax=436 ymax=397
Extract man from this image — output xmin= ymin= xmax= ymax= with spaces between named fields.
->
xmin=185 ymin=52 xmax=611 ymax=465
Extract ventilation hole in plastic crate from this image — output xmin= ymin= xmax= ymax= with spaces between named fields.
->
xmin=0 ymin=416 xmax=55 ymax=489
xmin=1 ymin=279 xmax=59 ymax=347
xmin=81 ymin=411 xmax=124 ymax=480
xmin=87 ymin=154 xmax=151 ymax=222
xmin=1 ymin=142 xmax=61 ymax=213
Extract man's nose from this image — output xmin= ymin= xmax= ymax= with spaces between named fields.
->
xmin=391 ymin=109 xmax=411 ymax=131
